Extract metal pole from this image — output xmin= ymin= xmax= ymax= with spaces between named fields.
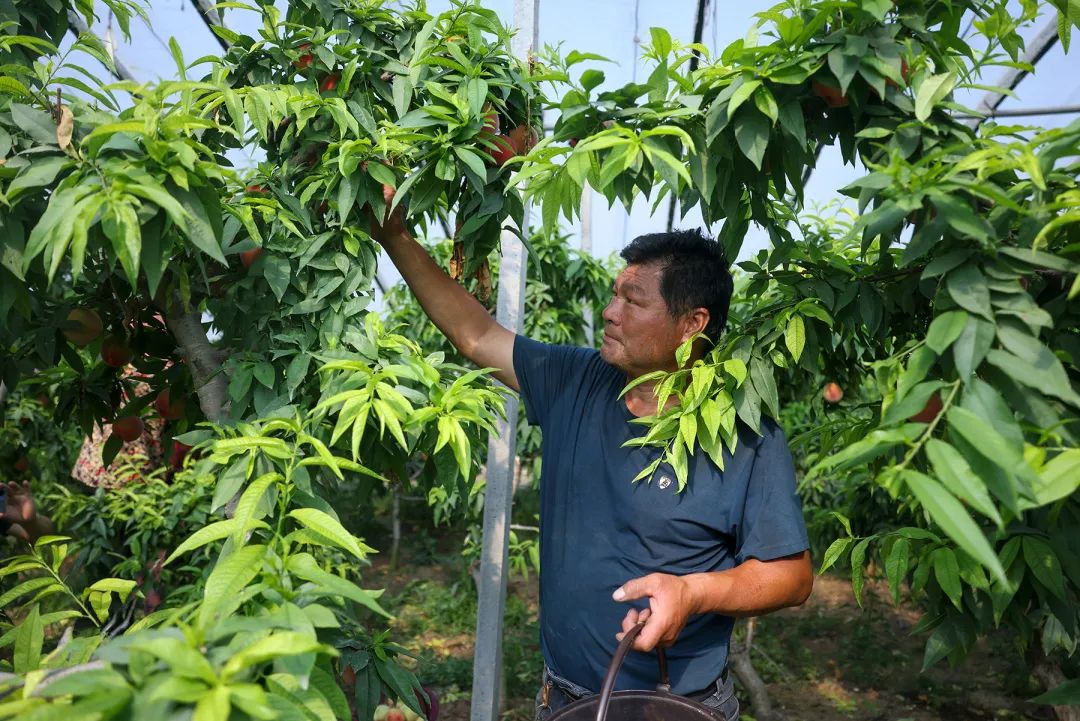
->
xmin=193 ymin=0 xmax=230 ymax=52
xmin=470 ymin=2 xmax=538 ymax=720
xmin=666 ymin=0 xmax=709 ymax=231
xmin=967 ymin=19 xmax=1059 ymax=131
xmin=580 ymin=186 xmax=595 ymax=346
xmin=955 ymin=104 xmax=1080 ymax=119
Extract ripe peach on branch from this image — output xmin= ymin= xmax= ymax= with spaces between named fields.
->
xmin=822 ymin=382 xmax=844 ymax=404
xmin=62 ymin=308 xmax=103 ymax=346
xmin=112 ymin=416 xmax=145 ymax=442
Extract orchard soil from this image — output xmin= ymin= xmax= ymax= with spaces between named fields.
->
xmin=364 ymin=527 xmax=1051 ymax=721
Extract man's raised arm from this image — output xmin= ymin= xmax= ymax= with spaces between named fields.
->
xmin=371 ymin=188 xmax=519 ymax=391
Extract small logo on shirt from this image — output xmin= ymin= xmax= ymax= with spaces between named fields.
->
xmin=657 ymin=474 xmax=673 ymax=490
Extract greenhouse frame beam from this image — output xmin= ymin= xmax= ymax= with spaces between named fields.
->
xmin=66 ymin=11 xmax=138 ymax=83
xmin=957 ymin=103 xmax=1080 ymax=119
xmin=470 ymin=1 xmax=539 ymax=720
xmin=967 ymin=18 xmax=1059 ymax=131
xmin=193 ymin=0 xmax=230 ymax=53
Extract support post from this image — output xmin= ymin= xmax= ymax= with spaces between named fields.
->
xmin=580 ymin=186 xmax=595 ymax=346
xmin=469 ymin=2 xmax=539 ymax=720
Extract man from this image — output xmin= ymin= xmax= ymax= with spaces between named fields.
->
xmin=372 ymin=195 xmax=812 ymax=721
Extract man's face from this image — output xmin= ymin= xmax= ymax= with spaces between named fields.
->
xmin=600 ymin=262 xmax=689 ymax=376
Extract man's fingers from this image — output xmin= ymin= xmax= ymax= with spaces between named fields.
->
xmin=612 ymin=574 xmax=657 ymax=602
xmin=633 ymin=613 xmax=663 ymax=652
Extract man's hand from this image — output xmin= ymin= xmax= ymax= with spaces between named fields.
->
xmin=612 ymin=552 xmax=814 ymax=653
xmin=3 ymin=480 xmax=53 ymax=543
xmin=3 ymin=481 xmax=37 ymax=525
xmin=368 ymin=184 xmax=409 ymax=245
xmin=613 ymin=573 xmax=698 ymax=652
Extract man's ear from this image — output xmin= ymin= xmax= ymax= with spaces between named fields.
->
xmin=680 ymin=308 xmax=710 ymax=342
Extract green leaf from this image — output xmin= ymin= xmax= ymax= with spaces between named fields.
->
xmin=1022 ymin=537 xmax=1066 ymax=600
xmin=850 ymin=537 xmax=871 ymax=607
xmin=7 ymin=155 xmax=69 ymax=200
xmin=818 ymin=537 xmax=854 ymax=574
xmin=883 ymin=381 xmax=944 ymax=426
xmin=286 ymin=553 xmax=391 ymax=618
xmin=13 ymin=604 xmax=43 ymax=674
xmin=34 ymin=666 xmax=131 ymax=698
xmin=0 ymin=576 xmax=58 ymax=608
xmin=263 ymin=256 xmax=291 ymax=302
xmin=885 ymin=537 xmax=910 ymax=603
xmin=1032 ymin=449 xmax=1080 ymax=506
xmin=222 ymin=631 xmax=327 ymax=680
xmin=1030 ymin=679 xmax=1080 ymax=705
xmin=288 ymin=508 xmax=372 ymax=561
xmin=914 ymin=72 xmax=956 ymax=121
xmin=812 ymin=427 xmax=918 ymax=474
xmin=992 ymin=325 xmax=1080 ymax=407
xmin=195 ymin=684 xmax=230 ymax=721
xmin=11 ymin=103 xmax=57 ymax=144
xmin=175 ymin=187 xmax=226 ymax=263
xmin=952 ymin=315 xmax=995 ymax=380
xmin=946 ymin=266 xmax=992 ymax=320
xmin=946 ymin=406 xmax=1027 ymax=476
xmin=898 ymin=345 xmax=936 ymax=399
xmin=925 ymin=311 xmax=968 ymax=354
xmin=925 ymin=439 xmax=1003 ymax=527
xmin=453 ymin=146 xmax=488 ymax=183
xmin=931 ymin=547 xmax=963 ymax=610
xmin=393 ymin=75 xmax=414 ymax=119
xmin=777 ymin=101 xmax=806 ymax=147
xmin=749 ymin=356 xmax=779 ymax=419
xmin=307 ymin=665 xmax=352 ymax=721
xmin=936 ymin=198 xmax=994 ymax=245
xmin=374 ymin=658 xmax=425 ymax=717
xmin=827 ymin=49 xmax=859 ymax=94
xmin=784 ymin=316 xmax=805 ymax=362
xmin=733 ymin=110 xmax=770 ymax=170
xmin=902 ymin=470 xmax=1007 ymax=584
xmin=727 ymin=79 xmax=761 ymax=120
xmin=128 ymin=636 xmax=217 ymax=683
xmin=232 ymin=472 xmax=281 ymax=543
xmin=198 ymin=544 xmax=267 ymax=627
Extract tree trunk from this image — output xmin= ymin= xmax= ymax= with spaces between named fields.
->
xmin=390 ymin=483 xmax=401 ymax=570
xmin=1027 ymin=640 xmax=1080 ymax=721
xmin=729 ymin=618 xmax=787 ymax=721
xmin=162 ymin=298 xmax=228 ymax=421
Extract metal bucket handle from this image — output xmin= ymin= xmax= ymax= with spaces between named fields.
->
xmin=593 ymin=621 xmax=670 ymax=721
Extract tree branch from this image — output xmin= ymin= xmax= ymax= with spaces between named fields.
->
xmin=162 ymin=297 xmax=228 ymax=422
xmin=729 ymin=618 xmax=787 ymax=721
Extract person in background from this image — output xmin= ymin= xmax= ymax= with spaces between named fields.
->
xmin=1 ymin=480 xmax=54 ymax=544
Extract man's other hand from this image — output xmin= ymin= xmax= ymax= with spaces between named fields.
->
xmin=613 ymin=573 xmax=697 ymax=652
xmin=369 ymin=184 xmax=408 ymax=245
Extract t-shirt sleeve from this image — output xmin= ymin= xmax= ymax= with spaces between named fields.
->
xmin=512 ymin=335 xmax=593 ymax=428
xmin=735 ymin=418 xmax=811 ymax=564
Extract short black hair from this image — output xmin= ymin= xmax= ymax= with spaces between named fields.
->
xmin=620 ymin=228 xmax=734 ymax=344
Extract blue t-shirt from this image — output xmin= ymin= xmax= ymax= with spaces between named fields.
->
xmin=513 ymin=335 xmax=809 ymax=695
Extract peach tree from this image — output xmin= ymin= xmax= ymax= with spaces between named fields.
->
xmin=0 ymin=0 xmax=536 ymax=718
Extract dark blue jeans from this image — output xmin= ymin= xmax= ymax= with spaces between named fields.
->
xmin=534 ymin=666 xmax=739 ymax=721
